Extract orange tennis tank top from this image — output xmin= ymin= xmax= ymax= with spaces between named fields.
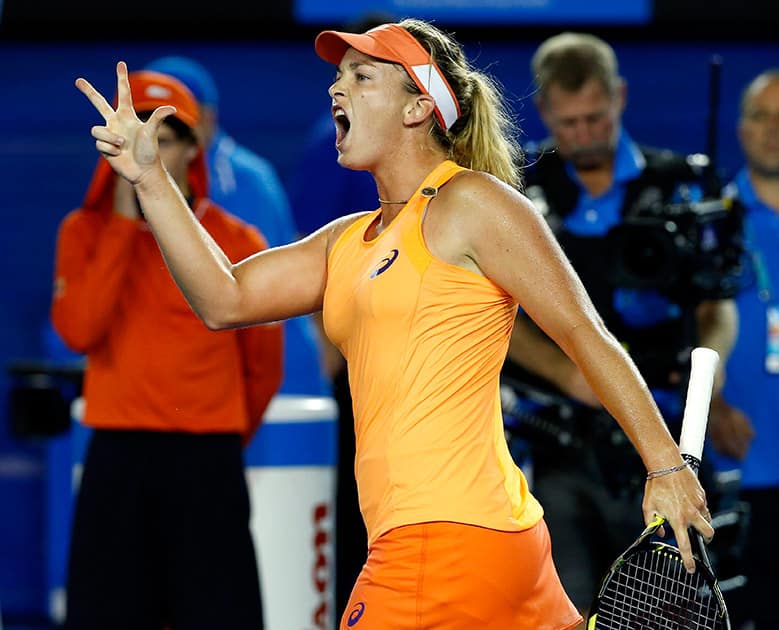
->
xmin=323 ymin=160 xmax=543 ymax=545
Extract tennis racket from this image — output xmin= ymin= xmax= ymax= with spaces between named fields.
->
xmin=587 ymin=346 xmax=730 ymax=630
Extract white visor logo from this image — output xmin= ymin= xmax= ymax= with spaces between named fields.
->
xmin=410 ymin=63 xmax=459 ymax=130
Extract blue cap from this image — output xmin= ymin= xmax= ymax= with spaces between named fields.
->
xmin=145 ymin=56 xmax=219 ymax=109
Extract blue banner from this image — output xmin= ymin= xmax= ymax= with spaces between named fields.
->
xmin=295 ymin=0 xmax=652 ymax=25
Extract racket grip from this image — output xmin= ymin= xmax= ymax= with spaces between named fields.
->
xmin=679 ymin=347 xmax=719 ymax=464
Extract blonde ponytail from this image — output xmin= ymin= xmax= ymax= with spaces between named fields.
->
xmin=400 ymin=18 xmax=524 ymax=190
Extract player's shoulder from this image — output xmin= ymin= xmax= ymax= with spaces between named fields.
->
xmin=322 ymin=210 xmax=372 ymax=239
xmin=441 ymin=168 xmax=537 ymax=222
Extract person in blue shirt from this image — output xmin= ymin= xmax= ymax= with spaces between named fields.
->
xmin=708 ymin=69 xmax=779 ymax=630
xmin=145 ymin=56 xmax=329 ymax=397
xmin=501 ymin=32 xmax=737 ymax=623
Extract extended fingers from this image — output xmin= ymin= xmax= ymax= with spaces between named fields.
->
xmin=115 ymin=61 xmax=136 ymax=114
xmin=146 ymin=105 xmax=178 ymax=135
xmin=76 ymin=62 xmax=135 ymax=120
xmin=75 ymin=77 xmax=115 ymax=121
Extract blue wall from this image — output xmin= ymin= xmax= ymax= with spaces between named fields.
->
xmin=1 ymin=37 xmax=777 ymax=618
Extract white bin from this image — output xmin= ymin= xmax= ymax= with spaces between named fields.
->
xmin=244 ymin=394 xmax=338 ymax=630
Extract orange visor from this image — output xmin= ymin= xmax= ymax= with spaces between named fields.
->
xmin=315 ymin=23 xmax=461 ymax=131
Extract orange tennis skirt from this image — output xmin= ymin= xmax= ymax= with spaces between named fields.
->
xmin=340 ymin=519 xmax=582 ymax=629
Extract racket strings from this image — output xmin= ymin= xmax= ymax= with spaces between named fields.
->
xmin=595 ymin=549 xmax=724 ymax=629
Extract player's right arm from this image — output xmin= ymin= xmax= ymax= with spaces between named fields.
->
xmin=76 ymin=61 xmax=356 ymax=329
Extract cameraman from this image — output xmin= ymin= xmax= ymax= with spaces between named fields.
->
xmin=708 ymin=69 xmax=779 ymax=629
xmin=503 ymin=32 xmax=737 ymax=622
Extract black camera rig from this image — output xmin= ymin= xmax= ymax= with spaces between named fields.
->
xmin=606 ymin=197 xmax=746 ymax=303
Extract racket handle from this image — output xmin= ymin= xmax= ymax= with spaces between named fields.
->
xmin=679 ymin=347 xmax=719 ymax=465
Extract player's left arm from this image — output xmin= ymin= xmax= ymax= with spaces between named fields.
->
xmin=447 ymin=171 xmax=676 ymax=469
xmin=438 ymin=171 xmax=713 ymax=568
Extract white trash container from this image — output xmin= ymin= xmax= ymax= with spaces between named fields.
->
xmin=244 ymin=394 xmax=338 ymax=630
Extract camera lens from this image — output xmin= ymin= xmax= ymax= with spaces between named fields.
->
xmin=607 ymin=221 xmax=678 ymax=289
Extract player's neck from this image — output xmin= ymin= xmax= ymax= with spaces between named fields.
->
xmin=374 ymin=152 xmax=448 ymax=210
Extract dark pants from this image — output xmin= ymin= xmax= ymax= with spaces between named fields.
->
xmin=333 ymin=368 xmax=368 ymax=618
xmin=531 ymin=447 xmax=646 ymax=612
xmin=65 ymin=429 xmax=263 ymax=630
xmin=739 ymin=486 xmax=779 ymax=629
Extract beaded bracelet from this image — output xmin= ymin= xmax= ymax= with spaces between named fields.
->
xmin=646 ymin=462 xmax=689 ymax=481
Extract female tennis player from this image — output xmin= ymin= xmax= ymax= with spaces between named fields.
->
xmin=75 ymin=19 xmax=713 ymax=629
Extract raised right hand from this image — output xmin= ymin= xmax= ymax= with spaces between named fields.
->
xmin=75 ymin=61 xmax=176 ymax=185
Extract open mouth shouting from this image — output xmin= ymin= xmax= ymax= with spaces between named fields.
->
xmin=332 ymin=106 xmax=351 ymax=148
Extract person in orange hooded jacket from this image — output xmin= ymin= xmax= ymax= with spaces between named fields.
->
xmin=51 ymin=70 xmax=282 ymax=630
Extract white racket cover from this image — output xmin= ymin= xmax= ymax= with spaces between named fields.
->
xmin=679 ymin=347 xmax=720 ymax=460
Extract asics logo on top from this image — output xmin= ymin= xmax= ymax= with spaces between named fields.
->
xmin=370 ymin=249 xmax=399 ymax=278
xmin=346 ymin=601 xmax=366 ymax=626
